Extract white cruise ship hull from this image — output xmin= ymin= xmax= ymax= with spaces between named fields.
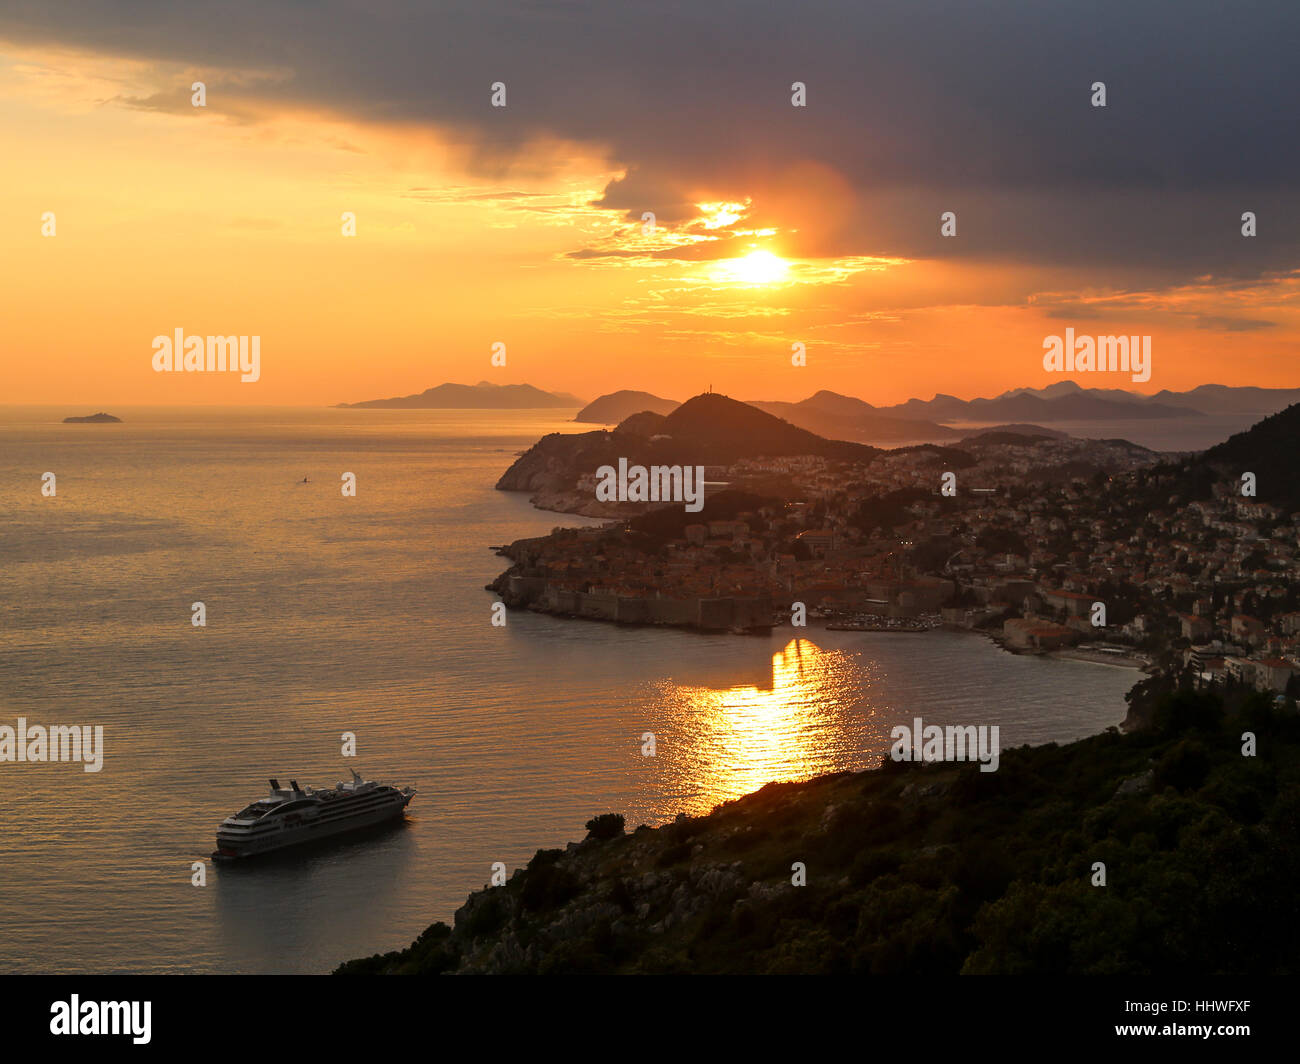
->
xmin=214 ymin=789 xmax=413 ymax=860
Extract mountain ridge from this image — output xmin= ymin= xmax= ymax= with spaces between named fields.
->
xmin=338 ymin=381 xmax=584 ymax=409
xmin=572 ymin=381 xmax=1300 ymax=430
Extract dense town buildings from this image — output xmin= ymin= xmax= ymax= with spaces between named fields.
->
xmin=493 ymin=433 xmax=1300 ymax=694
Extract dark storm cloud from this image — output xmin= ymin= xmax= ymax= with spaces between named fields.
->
xmin=4 ymin=0 xmax=1298 ymax=279
xmin=593 ymin=170 xmax=701 ymax=226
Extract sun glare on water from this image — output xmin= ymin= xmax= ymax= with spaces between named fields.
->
xmin=655 ymin=639 xmax=869 ymax=813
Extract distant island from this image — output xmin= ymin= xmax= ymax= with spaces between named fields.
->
xmin=572 ymin=382 xmax=1300 ymax=444
xmin=746 ymin=392 xmax=962 ymax=443
xmin=62 ymin=412 xmax=121 ymax=423
xmin=336 ymin=379 xmax=1300 ymax=419
xmin=575 ymin=390 xmax=679 ymax=423
xmin=880 ymin=380 xmax=1300 ymax=421
xmin=337 ymin=381 xmax=583 ymax=409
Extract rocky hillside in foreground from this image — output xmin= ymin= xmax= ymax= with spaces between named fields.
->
xmin=336 ymin=682 xmax=1300 ymax=975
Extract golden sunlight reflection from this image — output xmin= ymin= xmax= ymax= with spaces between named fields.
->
xmin=655 ymin=639 xmax=875 ymax=815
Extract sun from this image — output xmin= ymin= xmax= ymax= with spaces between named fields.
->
xmin=721 ymin=249 xmax=790 ymax=285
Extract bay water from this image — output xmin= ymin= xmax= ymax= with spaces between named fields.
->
xmin=0 ymin=407 xmax=1138 ymax=973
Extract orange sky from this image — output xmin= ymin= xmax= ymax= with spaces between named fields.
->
xmin=3 ymin=39 xmax=1298 ymax=408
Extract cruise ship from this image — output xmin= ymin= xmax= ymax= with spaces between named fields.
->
xmin=213 ymin=770 xmax=415 ymax=860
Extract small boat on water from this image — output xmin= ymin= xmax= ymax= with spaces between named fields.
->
xmin=212 ymin=770 xmax=415 ymax=860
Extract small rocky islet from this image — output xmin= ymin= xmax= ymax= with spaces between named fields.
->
xmin=62 ymin=412 xmax=122 ymax=423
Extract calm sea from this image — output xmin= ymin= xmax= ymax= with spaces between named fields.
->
xmin=0 ymin=406 xmax=1139 ymax=973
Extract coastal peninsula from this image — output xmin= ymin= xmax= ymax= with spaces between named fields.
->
xmin=489 ymin=393 xmax=1300 ymax=692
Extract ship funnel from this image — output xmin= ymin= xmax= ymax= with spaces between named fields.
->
xmin=269 ymin=778 xmax=281 ymax=791
xmin=290 ymin=779 xmax=300 ymax=793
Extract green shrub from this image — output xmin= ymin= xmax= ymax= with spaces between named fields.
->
xmin=462 ymin=892 xmax=508 ymax=939
xmin=520 ymin=861 xmax=581 ymax=912
xmin=585 ymin=813 xmax=626 ymax=840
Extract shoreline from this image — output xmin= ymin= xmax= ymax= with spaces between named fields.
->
xmin=485 ymin=587 xmax=1153 ymax=674
xmin=489 ymin=565 xmax=1153 ymax=668
xmin=490 ymin=492 xmax=1158 ymax=668
xmin=1047 ymin=646 xmax=1149 ymax=669
xmin=984 ymin=631 xmax=1151 ymax=670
